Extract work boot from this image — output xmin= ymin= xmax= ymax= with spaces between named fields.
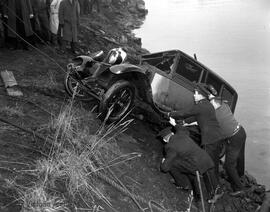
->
xmin=208 ymin=186 xmax=224 ymax=204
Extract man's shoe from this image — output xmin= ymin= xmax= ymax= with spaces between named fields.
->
xmin=230 ymin=190 xmax=245 ymax=197
xmin=208 ymin=187 xmax=224 ymax=204
xmin=72 ymin=50 xmax=80 ymax=55
xmin=230 ymin=188 xmax=249 ymax=197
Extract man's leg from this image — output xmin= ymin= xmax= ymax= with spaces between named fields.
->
xmin=38 ymin=13 xmax=51 ymax=42
xmin=71 ymin=41 xmax=79 ymax=54
xmin=236 ymin=127 xmax=246 ymax=177
xmin=204 ymin=140 xmax=222 ymax=176
xmin=203 ymin=168 xmax=220 ymax=198
xmin=225 ymin=128 xmax=246 ymax=191
xmin=170 ymin=168 xmax=192 ymax=190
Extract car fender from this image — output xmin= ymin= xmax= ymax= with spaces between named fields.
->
xmin=109 ymin=63 xmax=146 ymax=75
xmin=74 ymin=55 xmax=93 ymax=67
xmin=109 ymin=63 xmax=155 ymax=104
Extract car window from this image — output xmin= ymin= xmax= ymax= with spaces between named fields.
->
xmin=142 ymin=54 xmax=176 ymax=74
xmin=221 ymin=86 xmax=235 ymax=109
xmin=175 ymin=56 xmax=203 ymax=82
xmin=205 ymin=73 xmax=222 ymax=94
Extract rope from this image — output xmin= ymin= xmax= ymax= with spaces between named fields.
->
xmin=0 ymin=92 xmax=56 ymax=117
xmin=1 ymin=20 xmax=66 ymax=73
xmin=2 ymin=3 xmax=58 ymax=52
xmin=1 ymin=20 xmax=100 ymax=100
xmin=1 ymin=4 xmax=167 ymax=212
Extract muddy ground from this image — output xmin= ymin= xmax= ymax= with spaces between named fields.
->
xmin=0 ymin=1 xmax=266 ymax=212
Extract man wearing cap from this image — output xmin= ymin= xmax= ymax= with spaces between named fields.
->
xmin=208 ymin=91 xmax=246 ymax=195
xmin=159 ymin=119 xmax=222 ymax=203
xmin=166 ymin=84 xmax=224 ymax=178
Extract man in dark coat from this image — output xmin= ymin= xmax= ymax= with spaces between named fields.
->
xmin=78 ymin=0 xmax=89 ymax=15
xmin=160 ymin=124 xmax=222 ymax=202
xmin=58 ymin=0 xmax=80 ymax=53
xmin=3 ymin=0 xmax=34 ymax=49
xmin=0 ymin=0 xmax=4 ymax=47
xmin=167 ymin=84 xmax=224 ymax=176
xmin=31 ymin=0 xmax=51 ymax=43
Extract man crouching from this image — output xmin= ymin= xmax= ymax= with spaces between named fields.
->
xmin=159 ymin=118 xmax=223 ymax=204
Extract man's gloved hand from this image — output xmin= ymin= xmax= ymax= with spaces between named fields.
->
xmin=30 ymin=14 xmax=34 ymax=18
xmin=169 ymin=117 xmax=176 ymax=126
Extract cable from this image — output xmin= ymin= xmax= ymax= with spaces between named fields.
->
xmin=2 ymin=3 xmax=58 ymax=52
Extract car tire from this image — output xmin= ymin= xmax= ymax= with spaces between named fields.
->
xmin=64 ymin=73 xmax=94 ymax=101
xmin=99 ymin=80 xmax=135 ymax=122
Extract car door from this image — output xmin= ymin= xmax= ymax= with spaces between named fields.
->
xmin=163 ymin=53 xmax=204 ymax=111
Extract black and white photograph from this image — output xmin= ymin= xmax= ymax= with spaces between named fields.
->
xmin=0 ymin=0 xmax=269 ymax=211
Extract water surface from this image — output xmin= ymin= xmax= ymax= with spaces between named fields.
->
xmin=135 ymin=0 xmax=270 ymax=188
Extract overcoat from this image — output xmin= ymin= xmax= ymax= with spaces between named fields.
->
xmin=4 ymin=0 xmax=33 ymax=38
xmin=161 ymin=125 xmax=214 ymax=174
xmin=50 ymin=0 xmax=62 ymax=34
xmin=58 ymin=0 xmax=80 ymax=42
xmin=170 ymin=99 xmax=223 ymax=145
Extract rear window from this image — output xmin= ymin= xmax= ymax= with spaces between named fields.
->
xmin=205 ymin=73 xmax=222 ymax=94
xmin=142 ymin=55 xmax=175 ymax=74
xmin=221 ymin=86 xmax=234 ymax=108
xmin=175 ymin=56 xmax=203 ymax=82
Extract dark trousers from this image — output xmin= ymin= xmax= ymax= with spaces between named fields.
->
xmin=37 ymin=12 xmax=51 ymax=42
xmin=62 ymin=39 xmax=77 ymax=52
xmin=203 ymin=168 xmax=219 ymax=198
xmin=170 ymin=168 xmax=217 ymax=200
xmin=225 ymin=126 xmax=246 ymax=191
xmin=79 ymin=0 xmax=90 ymax=14
xmin=204 ymin=140 xmax=222 ymax=177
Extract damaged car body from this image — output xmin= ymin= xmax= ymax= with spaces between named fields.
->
xmin=64 ymin=48 xmax=238 ymax=122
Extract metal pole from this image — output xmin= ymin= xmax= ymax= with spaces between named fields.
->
xmin=196 ymin=170 xmax=206 ymax=212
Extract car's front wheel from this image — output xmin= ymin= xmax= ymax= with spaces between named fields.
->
xmin=99 ymin=80 xmax=135 ymax=122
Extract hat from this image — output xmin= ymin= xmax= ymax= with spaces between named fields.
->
xmin=157 ymin=127 xmax=173 ymax=138
xmin=206 ymin=84 xmax=218 ymax=96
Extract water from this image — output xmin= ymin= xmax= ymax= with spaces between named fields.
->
xmin=134 ymin=0 xmax=270 ymax=188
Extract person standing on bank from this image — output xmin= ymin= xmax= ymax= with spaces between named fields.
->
xmin=58 ymin=0 xmax=80 ymax=54
xmin=208 ymin=91 xmax=246 ymax=195
xmin=166 ymin=84 xmax=224 ymax=177
xmin=3 ymin=0 xmax=34 ymax=50
xmin=31 ymin=0 xmax=51 ymax=43
xmin=49 ymin=0 xmax=62 ymax=45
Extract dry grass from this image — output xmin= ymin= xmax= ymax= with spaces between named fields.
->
xmin=2 ymin=100 xmax=139 ymax=211
xmin=19 ymin=184 xmax=70 ymax=212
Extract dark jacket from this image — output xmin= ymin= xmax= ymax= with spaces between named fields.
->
xmin=59 ymin=0 xmax=79 ymax=42
xmin=4 ymin=0 xmax=33 ymax=38
xmin=161 ymin=125 xmax=214 ymax=174
xmin=170 ymin=99 xmax=223 ymax=145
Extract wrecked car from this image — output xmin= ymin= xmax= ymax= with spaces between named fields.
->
xmin=64 ymin=48 xmax=238 ymax=122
